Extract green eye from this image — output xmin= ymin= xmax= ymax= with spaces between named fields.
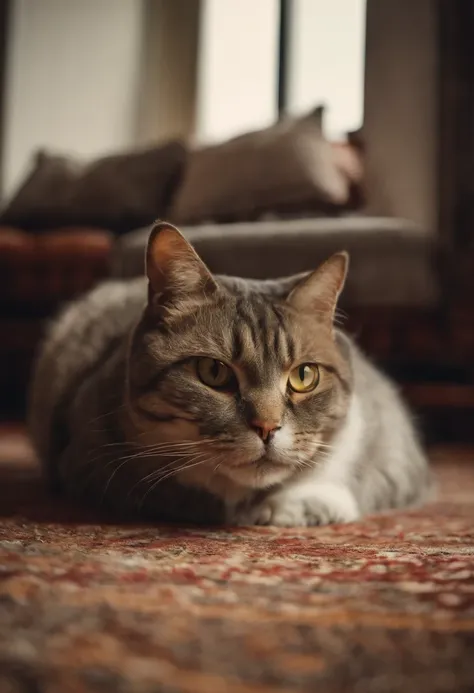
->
xmin=196 ymin=358 xmax=235 ymax=389
xmin=288 ymin=363 xmax=320 ymax=393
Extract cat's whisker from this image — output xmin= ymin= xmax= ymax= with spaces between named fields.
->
xmin=91 ymin=438 xmax=213 ymax=455
xmin=87 ymin=404 xmax=129 ymax=430
xmin=89 ymin=440 xmax=142 ymax=451
xmin=100 ymin=450 xmax=202 ymax=503
xmin=295 ymin=460 xmax=317 ymax=472
xmin=90 ymin=450 xmax=202 ymax=489
xmin=212 ymin=459 xmax=224 ymax=474
xmin=203 ymin=454 xmax=225 ymax=481
xmin=84 ymin=447 xmax=195 ymax=492
xmin=137 ymin=455 xmax=211 ymax=509
xmin=86 ymin=439 xmax=215 ymax=467
xmin=126 ymin=450 xmax=211 ymax=498
xmin=335 ymin=307 xmax=348 ymax=320
xmin=100 ymin=457 xmax=135 ymax=503
xmin=84 ymin=437 xmax=226 ymax=496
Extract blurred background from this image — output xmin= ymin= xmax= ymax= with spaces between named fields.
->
xmin=0 ymin=0 xmax=472 ymax=441
xmin=1 ymin=0 xmax=366 ymax=195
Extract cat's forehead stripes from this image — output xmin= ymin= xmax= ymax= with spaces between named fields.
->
xmin=226 ymin=296 xmax=296 ymax=385
xmin=145 ymin=288 xmax=347 ymax=391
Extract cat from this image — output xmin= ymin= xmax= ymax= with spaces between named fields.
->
xmin=29 ymin=221 xmax=431 ymax=526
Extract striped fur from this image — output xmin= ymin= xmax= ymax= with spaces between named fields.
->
xmin=29 ymin=223 xmax=430 ymax=526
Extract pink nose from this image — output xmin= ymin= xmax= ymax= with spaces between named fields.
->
xmin=250 ymin=419 xmax=281 ymax=443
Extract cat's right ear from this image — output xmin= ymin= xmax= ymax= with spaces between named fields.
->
xmin=146 ymin=221 xmax=218 ymax=308
xmin=287 ymin=251 xmax=349 ymax=324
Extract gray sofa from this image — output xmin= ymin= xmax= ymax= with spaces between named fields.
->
xmin=111 ymin=216 xmax=438 ymax=309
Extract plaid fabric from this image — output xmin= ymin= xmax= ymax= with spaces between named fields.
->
xmin=0 ymin=227 xmax=112 ymax=312
xmin=0 ymin=227 xmax=113 ymax=418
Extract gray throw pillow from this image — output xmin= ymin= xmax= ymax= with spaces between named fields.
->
xmin=0 ymin=142 xmax=187 ymax=234
xmin=169 ymin=106 xmax=351 ymax=225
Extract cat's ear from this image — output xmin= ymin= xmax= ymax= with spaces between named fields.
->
xmin=146 ymin=221 xmax=218 ymax=305
xmin=287 ymin=252 xmax=349 ymax=321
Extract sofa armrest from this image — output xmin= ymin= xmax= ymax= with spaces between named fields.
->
xmin=0 ymin=227 xmax=113 ymax=313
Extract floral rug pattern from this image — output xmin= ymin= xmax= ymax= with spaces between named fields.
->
xmin=0 ymin=428 xmax=473 ymax=692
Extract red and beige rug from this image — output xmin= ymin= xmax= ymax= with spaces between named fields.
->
xmin=0 ymin=426 xmax=473 ymax=693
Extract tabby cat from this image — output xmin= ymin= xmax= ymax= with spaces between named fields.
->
xmin=29 ymin=222 xmax=431 ymax=526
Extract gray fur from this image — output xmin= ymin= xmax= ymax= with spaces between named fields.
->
xmin=29 ymin=234 xmax=430 ymax=526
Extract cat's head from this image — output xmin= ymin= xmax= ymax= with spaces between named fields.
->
xmin=126 ymin=222 xmax=352 ymax=493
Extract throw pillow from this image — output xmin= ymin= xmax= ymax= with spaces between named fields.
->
xmin=0 ymin=141 xmax=187 ymax=234
xmin=169 ymin=106 xmax=353 ymax=225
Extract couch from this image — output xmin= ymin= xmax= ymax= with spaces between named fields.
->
xmin=1 ymin=106 xmax=472 ymax=439
xmin=0 ymin=228 xmax=112 ymax=418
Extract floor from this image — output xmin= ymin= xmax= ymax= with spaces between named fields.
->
xmin=0 ymin=426 xmax=473 ymax=693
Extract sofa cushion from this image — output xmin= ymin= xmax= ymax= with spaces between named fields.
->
xmin=112 ymin=217 xmax=439 ymax=308
xmin=0 ymin=142 xmax=187 ymax=235
xmin=169 ymin=107 xmax=358 ymax=225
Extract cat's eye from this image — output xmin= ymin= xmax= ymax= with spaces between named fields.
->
xmin=196 ymin=357 xmax=235 ymax=390
xmin=288 ymin=363 xmax=320 ymax=393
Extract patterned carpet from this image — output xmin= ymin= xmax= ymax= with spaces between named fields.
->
xmin=0 ymin=426 xmax=473 ymax=693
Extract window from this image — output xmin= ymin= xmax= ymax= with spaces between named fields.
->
xmin=196 ymin=0 xmax=366 ymax=143
xmin=196 ymin=0 xmax=280 ymax=143
xmin=286 ymin=0 xmax=366 ymax=138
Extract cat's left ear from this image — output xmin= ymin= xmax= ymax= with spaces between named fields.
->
xmin=287 ymin=252 xmax=349 ymax=323
xmin=146 ymin=221 xmax=218 ymax=305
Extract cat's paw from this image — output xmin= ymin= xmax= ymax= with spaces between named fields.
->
xmin=236 ymin=484 xmax=360 ymax=527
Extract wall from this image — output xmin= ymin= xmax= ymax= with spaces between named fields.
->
xmin=2 ymin=0 xmax=144 ymax=196
xmin=136 ymin=0 xmax=200 ymax=145
xmin=363 ymin=0 xmax=438 ymax=231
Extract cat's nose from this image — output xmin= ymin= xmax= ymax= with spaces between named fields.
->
xmin=250 ymin=419 xmax=281 ymax=443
